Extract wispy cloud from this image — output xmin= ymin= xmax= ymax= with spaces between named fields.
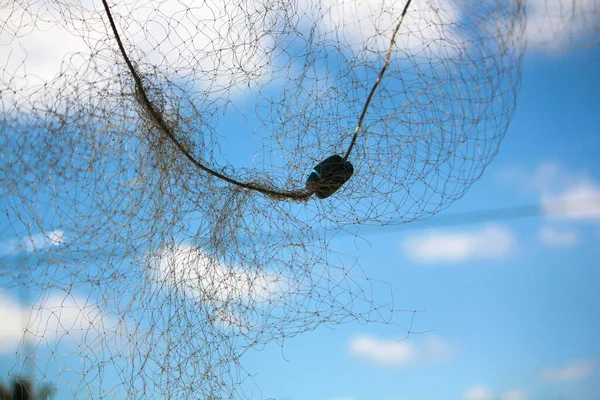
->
xmin=0 ymin=290 xmax=115 ymax=354
xmin=21 ymin=230 xmax=65 ymax=252
xmin=464 ymin=385 xmax=526 ymax=400
xmin=541 ymin=360 xmax=595 ymax=382
xmin=152 ymin=244 xmax=285 ymax=303
xmin=524 ymin=0 xmax=599 ymax=51
xmin=150 ymin=244 xmax=286 ymax=329
xmin=542 ymin=181 xmax=600 ymax=220
xmin=499 ymin=163 xmax=600 ymax=241
xmin=306 ymin=0 xmax=462 ymax=56
xmin=401 ymin=225 xmax=515 ymax=263
xmin=464 ymin=384 xmax=492 ymax=400
xmin=0 ymin=292 xmax=27 ymax=351
xmin=505 ymin=390 xmax=527 ymax=400
xmin=539 ymin=225 xmax=579 ymax=247
xmin=1 ymin=0 xmax=275 ymax=101
xmin=0 ymin=229 xmax=65 ymax=257
xmin=348 ymin=335 xmax=451 ymax=367
xmin=517 ymin=163 xmax=600 ymax=221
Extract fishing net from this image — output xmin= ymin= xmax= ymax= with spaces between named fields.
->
xmin=0 ymin=0 xmax=597 ymax=398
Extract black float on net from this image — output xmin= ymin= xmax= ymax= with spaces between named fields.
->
xmin=306 ymin=155 xmax=354 ymax=199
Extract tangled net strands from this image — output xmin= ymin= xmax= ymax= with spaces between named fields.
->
xmin=0 ymin=0 xmax=598 ymax=398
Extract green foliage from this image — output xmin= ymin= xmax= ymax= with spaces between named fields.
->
xmin=0 ymin=378 xmax=54 ymax=400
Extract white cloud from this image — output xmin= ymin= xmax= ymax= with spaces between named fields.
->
xmin=152 ymin=244 xmax=285 ymax=303
xmin=0 ymin=0 xmax=276 ymax=101
xmin=0 ymin=3 xmax=99 ymax=109
xmin=464 ymin=386 xmax=526 ymax=400
xmin=150 ymin=244 xmax=286 ymax=328
xmin=505 ymin=390 xmax=527 ymax=400
xmin=349 ymin=335 xmax=413 ymax=365
xmin=0 ymin=230 xmax=65 ymax=256
xmin=1 ymin=0 xmax=465 ymax=98
xmin=0 ymin=290 xmax=115 ymax=354
xmin=402 ymin=225 xmax=515 ymax=263
xmin=21 ymin=229 xmax=66 ymax=252
xmin=3 ymin=33 xmax=89 ymax=85
xmin=524 ymin=163 xmax=600 ymax=220
xmin=301 ymin=0 xmax=461 ymax=56
xmin=464 ymin=384 xmax=493 ymax=400
xmin=122 ymin=0 xmax=274 ymax=89
xmin=0 ymin=292 xmax=26 ymax=352
xmin=524 ymin=0 xmax=599 ymax=51
xmin=502 ymin=163 xmax=600 ymax=222
xmin=348 ymin=335 xmax=451 ymax=367
xmin=539 ymin=225 xmax=579 ymax=247
xmin=541 ymin=360 xmax=595 ymax=382
xmin=542 ymin=181 xmax=600 ymax=220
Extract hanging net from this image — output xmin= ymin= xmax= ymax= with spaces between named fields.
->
xmin=0 ymin=0 xmax=597 ymax=398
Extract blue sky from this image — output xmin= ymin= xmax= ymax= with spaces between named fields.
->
xmin=1 ymin=1 xmax=600 ymax=400
xmin=237 ymin=47 xmax=600 ymax=400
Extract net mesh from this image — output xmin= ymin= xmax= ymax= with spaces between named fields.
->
xmin=0 ymin=0 xmax=597 ymax=398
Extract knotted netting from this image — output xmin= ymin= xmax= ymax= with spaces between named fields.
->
xmin=0 ymin=0 xmax=598 ymax=398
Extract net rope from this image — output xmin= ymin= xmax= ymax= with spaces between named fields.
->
xmin=0 ymin=0 xmax=598 ymax=398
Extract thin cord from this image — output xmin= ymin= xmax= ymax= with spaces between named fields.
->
xmin=100 ymin=0 xmax=311 ymax=200
xmin=343 ymin=0 xmax=413 ymax=161
xmin=100 ymin=0 xmax=411 ymax=199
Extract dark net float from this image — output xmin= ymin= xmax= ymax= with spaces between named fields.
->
xmin=306 ymin=155 xmax=354 ymax=199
